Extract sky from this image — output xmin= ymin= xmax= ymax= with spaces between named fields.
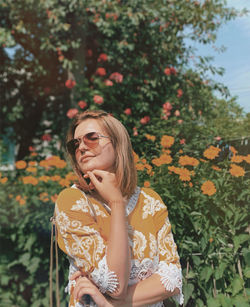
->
xmin=192 ymin=0 xmax=250 ymax=113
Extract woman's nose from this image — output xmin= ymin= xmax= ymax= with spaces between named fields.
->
xmin=78 ymin=138 xmax=88 ymax=151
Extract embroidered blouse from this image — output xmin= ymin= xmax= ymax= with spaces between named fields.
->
xmin=55 ymin=186 xmax=184 ymax=307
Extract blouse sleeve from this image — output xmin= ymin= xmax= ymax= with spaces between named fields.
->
xmin=143 ymin=188 xmax=184 ymax=305
xmin=54 ymin=187 xmax=118 ymax=294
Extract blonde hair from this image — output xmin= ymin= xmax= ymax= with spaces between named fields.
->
xmin=66 ymin=110 xmax=137 ymax=198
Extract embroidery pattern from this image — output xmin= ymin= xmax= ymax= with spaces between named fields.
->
xmin=141 ymin=190 xmax=166 ymax=219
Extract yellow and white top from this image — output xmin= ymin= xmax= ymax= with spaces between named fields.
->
xmin=55 ymin=186 xmax=184 ymax=307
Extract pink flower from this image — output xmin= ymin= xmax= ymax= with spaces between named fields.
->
xmin=133 ymin=127 xmax=138 ymax=136
xmin=65 ymin=79 xmax=76 ymax=89
xmin=96 ymin=67 xmax=106 ymax=76
xmin=180 ymin=139 xmax=186 ymax=144
xmin=104 ymin=79 xmax=113 ymax=86
xmin=98 ymin=53 xmax=108 ymax=62
xmin=174 ymin=110 xmax=180 ymax=116
xmin=78 ymin=100 xmax=87 ymax=109
xmin=177 ymin=89 xmax=183 ymax=98
xmin=215 ymin=136 xmax=221 ymax=141
xmin=67 ymin=108 xmax=79 ymax=119
xmin=164 ymin=68 xmax=171 ymax=76
xmin=109 ymin=72 xmax=123 ymax=83
xmin=124 ymin=108 xmax=132 ymax=115
xmin=42 ymin=134 xmax=52 ymax=141
xmin=178 ymin=119 xmax=183 ymax=124
xmin=140 ymin=116 xmax=150 ymax=125
xmin=93 ymin=95 xmax=104 ymax=105
xmin=163 ymin=102 xmax=172 ymax=110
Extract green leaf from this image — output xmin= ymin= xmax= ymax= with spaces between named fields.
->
xmin=207 ymin=297 xmax=221 ymax=307
xmin=231 ymin=275 xmax=243 ymax=296
xmin=233 ymin=234 xmax=249 ymax=252
xmin=200 ymin=266 xmax=213 ymax=283
xmin=243 ymin=267 xmax=250 ymax=278
xmin=183 ymin=282 xmax=194 ymax=305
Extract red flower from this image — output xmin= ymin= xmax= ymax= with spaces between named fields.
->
xmin=93 ymin=95 xmax=104 ymax=105
xmin=177 ymin=89 xmax=183 ymax=97
xmin=180 ymin=139 xmax=186 ymax=145
xmin=96 ymin=67 xmax=106 ymax=76
xmin=124 ymin=108 xmax=132 ymax=115
xmin=163 ymin=102 xmax=172 ymax=110
xmin=87 ymin=49 xmax=93 ymax=57
xmin=98 ymin=53 xmax=108 ymax=62
xmin=140 ymin=116 xmax=150 ymax=125
xmin=29 ymin=146 xmax=35 ymax=152
xmin=65 ymin=79 xmax=76 ymax=89
xmin=109 ymin=72 xmax=123 ymax=83
xmin=67 ymin=108 xmax=79 ymax=119
xmin=170 ymin=67 xmax=177 ymax=75
xmin=78 ymin=101 xmax=87 ymax=109
xmin=164 ymin=68 xmax=171 ymax=76
xmin=133 ymin=127 xmax=138 ymax=136
xmin=42 ymin=134 xmax=52 ymax=141
xmin=104 ymin=79 xmax=113 ymax=86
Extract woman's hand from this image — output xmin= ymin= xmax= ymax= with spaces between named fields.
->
xmin=85 ymin=169 xmax=125 ymax=206
xmin=71 ymin=271 xmax=112 ymax=307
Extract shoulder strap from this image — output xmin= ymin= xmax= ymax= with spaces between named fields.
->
xmin=50 ymin=215 xmax=60 ymax=307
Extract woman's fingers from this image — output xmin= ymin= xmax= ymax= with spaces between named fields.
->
xmin=69 ymin=271 xmax=83 ymax=280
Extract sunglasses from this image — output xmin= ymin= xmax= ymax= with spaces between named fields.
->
xmin=66 ymin=132 xmax=110 ymax=155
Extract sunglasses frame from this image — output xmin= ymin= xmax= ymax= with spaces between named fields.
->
xmin=66 ymin=131 xmax=110 ymax=155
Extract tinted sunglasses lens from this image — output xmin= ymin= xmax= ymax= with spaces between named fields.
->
xmin=84 ymin=132 xmax=100 ymax=148
xmin=66 ymin=139 xmax=79 ymax=154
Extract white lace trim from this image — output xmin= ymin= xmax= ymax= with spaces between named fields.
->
xmin=126 ymin=186 xmax=141 ymax=216
xmin=155 ymin=261 xmax=184 ymax=305
xmin=90 ymin=255 xmax=119 ymax=293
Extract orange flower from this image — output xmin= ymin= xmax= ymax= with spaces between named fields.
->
xmin=28 ymin=161 xmax=37 ymax=166
xmin=230 ymin=146 xmax=238 ymax=154
xmin=152 ymin=154 xmax=172 ymax=166
xmin=39 ymin=176 xmax=51 ymax=182
xmin=136 ymin=163 xmax=145 ymax=171
xmin=66 ymin=172 xmax=78 ymax=182
xmin=201 ymin=180 xmax=216 ymax=196
xmin=203 ymin=146 xmax=221 ymax=160
xmin=0 ymin=177 xmax=8 ymax=184
xmin=51 ymin=175 xmax=61 ymax=181
xmin=211 ymin=165 xmax=221 ymax=171
xmin=209 ymin=238 xmax=214 ymax=243
xmin=133 ymin=151 xmax=139 ymax=164
xmin=16 ymin=195 xmax=27 ymax=206
xmin=200 ymin=158 xmax=208 ymax=163
xmin=16 ymin=160 xmax=27 ymax=169
xmin=51 ymin=194 xmax=58 ymax=202
xmin=168 ymin=166 xmax=179 ymax=173
xmin=231 ymin=155 xmax=244 ymax=163
xmin=162 ymin=149 xmax=171 ymax=154
xmin=144 ymin=181 xmax=151 ymax=188
xmin=178 ymin=168 xmax=191 ymax=181
xmin=39 ymin=192 xmax=49 ymax=202
xmin=189 ymin=182 xmax=193 ymax=187
xmin=59 ymin=179 xmax=70 ymax=187
xmin=145 ymin=134 xmax=156 ymax=141
xmin=22 ymin=176 xmax=38 ymax=185
xmin=161 ymin=135 xmax=174 ymax=148
xmin=179 ymin=155 xmax=199 ymax=167
xmin=244 ymin=154 xmax=250 ymax=164
xmin=26 ymin=167 xmax=37 ymax=173
xmin=31 ymin=152 xmax=38 ymax=157
xmin=229 ymin=164 xmax=245 ymax=177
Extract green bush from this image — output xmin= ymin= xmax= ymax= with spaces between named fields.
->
xmin=0 ymin=136 xmax=249 ymax=306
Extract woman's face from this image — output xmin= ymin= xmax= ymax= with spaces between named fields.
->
xmin=74 ymin=119 xmax=116 ymax=174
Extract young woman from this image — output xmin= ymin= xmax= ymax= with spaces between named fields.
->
xmin=54 ymin=110 xmax=183 ymax=307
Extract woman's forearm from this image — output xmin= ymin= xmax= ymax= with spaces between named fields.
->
xmin=110 ymin=273 xmax=180 ymax=307
xmin=106 ymin=201 xmax=131 ymax=298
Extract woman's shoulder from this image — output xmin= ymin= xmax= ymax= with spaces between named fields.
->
xmin=56 ymin=185 xmax=88 ymax=208
xmin=139 ymin=186 xmax=163 ymax=200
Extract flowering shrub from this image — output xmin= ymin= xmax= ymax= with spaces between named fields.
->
xmin=0 ymin=135 xmax=249 ymax=306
